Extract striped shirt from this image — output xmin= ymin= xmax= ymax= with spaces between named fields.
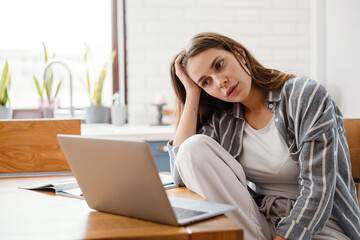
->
xmin=168 ymin=77 xmax=360 ymax=240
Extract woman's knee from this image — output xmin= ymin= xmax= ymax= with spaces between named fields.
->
xmin=179 ymin=134 xmax=213 ymax=152
xmin=177 ymin=134 xmax=216 ymax=169
xmin=178 ymin=134 xmax=215 ymax=158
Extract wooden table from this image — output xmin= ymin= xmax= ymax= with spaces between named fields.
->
xmin=0 ymin=175 xmax=243 ymax=240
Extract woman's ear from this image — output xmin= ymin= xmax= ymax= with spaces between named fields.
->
xmin=233 ymin=46 xmax=247 ymax=65
xmin=233 ymin=45 xmax=250 ymax=75
xmin=233 ymin=45 xmax=246 ymax=57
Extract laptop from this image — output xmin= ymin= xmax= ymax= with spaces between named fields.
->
xmin=57 ymin=134 xmax=236 ymax=226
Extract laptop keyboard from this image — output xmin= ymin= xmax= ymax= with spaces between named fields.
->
xmin=172 ymin=207 xmax=207 ymax=220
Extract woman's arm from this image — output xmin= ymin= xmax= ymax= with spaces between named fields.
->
xmin=167 ymin=53 xmax=202 ymax=186
xmin=172 ymin=94 xmax=200 ymax=146
xmin=172 ymin=53 xmax=202 ymax=146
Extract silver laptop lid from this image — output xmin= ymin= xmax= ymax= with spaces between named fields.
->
xmin=57 ymin=134 xmax=178 ymax=225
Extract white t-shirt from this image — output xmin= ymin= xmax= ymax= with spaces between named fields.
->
xmin=240 ymin=117 xmax=300 ymax=199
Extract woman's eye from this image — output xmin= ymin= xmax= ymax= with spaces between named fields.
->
xmin=202 ymin=79 xmax=210 ymax=87
xmin=215 ymin=60 xmax=223 ymax=69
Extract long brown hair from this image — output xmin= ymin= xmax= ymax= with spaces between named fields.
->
xmin=170 ymin=32 xmax=295 ymax=130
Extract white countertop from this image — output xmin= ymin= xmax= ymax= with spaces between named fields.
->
xmin=81 ymin=124 xmax=176 ymax=141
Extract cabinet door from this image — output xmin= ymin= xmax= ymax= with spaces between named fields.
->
xmin=148 ymin=141 xmax=170 ymax=172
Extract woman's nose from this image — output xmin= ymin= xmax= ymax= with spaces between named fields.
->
xmin=215 ymin=77 xmax=228 ymax=88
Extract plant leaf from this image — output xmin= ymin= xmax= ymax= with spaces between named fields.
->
xmin=0 ymin=61 xmax=9 ymax=94
xmin=7 ymin=72 xmax=11 ymax=90
xmin=2 ymin=88 xmax=9 ymax=106
xmin=95 ymin=68 xmax=107 ymax=105
xmin=84 ymin=46 xmax=117 ymax=106
xmin=110 ymin=50 xmax=117 ymax=63
xmin=93 ymin=50 xmax=116 ymax=105
xmin=44 ymin=68 xmax=55 ymax=100
xmin=43 ymin=42 xmax=49 ymax=62
xmin=49 ymin=70 xmax=54 ymax=98
xmin=0 ymin=61 xmax=10 ymax=105
xmin=33 ymin=75 xmax=43 ymax=98
xmin=86 ymin=71 xmax=94 ymax=105
xmin=45 ymin=76 xmax=51 ymax=100
xmin=4 ymin=73 xmax=11 ymax=105
xmin=83 ymin=42 xmax=90 ymax=62
xmin=0 ymin=95 xmax=4 ymax=106
xmin=54 ymin=80 xmax=62 ymax=99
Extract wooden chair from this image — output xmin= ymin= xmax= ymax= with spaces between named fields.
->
xmin=0 ymin=119 xmax=81 ymax=174
xmin=343 ymin=118 xmax=360 ymax=204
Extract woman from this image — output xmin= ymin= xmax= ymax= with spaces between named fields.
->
xmin=167 ymin=32 xmax=360 ymax=240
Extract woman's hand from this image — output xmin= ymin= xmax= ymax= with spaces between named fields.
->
xmin=172 ymin=53 xmax=202 ymax=146
xmin=174 ymin=53 xmax=201 ymax=96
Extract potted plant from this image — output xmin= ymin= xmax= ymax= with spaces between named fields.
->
xmin=33 ymin=42 xmax=62 ymax=118
xmin=83 ymin=45 xmax=116 ymax=123
xmin=0 ymin=60 xmax=13 ymax=119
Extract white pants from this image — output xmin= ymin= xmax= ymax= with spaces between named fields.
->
xmin=175 ymin=135 xmax=350 ymax=240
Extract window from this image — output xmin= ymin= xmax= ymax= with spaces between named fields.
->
xmin=0 ymin=0 xmax=113 ymax=113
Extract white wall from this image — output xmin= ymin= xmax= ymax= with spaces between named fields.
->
xmin=323 ymin=0 xmax=360 ymax=118
xmin=125 ymin=0 xmax=311 ymax=124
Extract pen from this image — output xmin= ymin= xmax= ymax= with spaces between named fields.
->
xmin=163 ymin=183 xmax=176 ymax=189
xmin=163 ymin=182 xmax=174 ymax=187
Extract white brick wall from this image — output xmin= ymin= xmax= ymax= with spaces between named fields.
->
xmin=125 ymin=0 xmax=311 ymax=124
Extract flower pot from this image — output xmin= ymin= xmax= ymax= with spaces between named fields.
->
xmin=85 ymin=105 xmax=110 ymax=124
xmin=0 ymin=106 xmax=13 ymax=119
xmin=40 ymin=107 xmax=54 ymax=118
xmin=39 ymin=99 xmax=55 ymax=118
xmin=111 ymin=105 xmax=127 ymax=126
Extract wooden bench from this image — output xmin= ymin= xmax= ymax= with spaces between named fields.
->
xmin=343 ymin=118 xmax=360 ymax=204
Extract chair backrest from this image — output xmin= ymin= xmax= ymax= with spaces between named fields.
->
xmin=0 ymin=119 xmax=81 ymax=174
xmin=343 ymin=118 xmax=360 ymax=183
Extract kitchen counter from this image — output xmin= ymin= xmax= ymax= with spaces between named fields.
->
xmin=81 ymin=124 xmax=176 ymax=141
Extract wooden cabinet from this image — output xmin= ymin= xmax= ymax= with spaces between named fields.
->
xmin=0 ymin=119 xmax=81 ymax=174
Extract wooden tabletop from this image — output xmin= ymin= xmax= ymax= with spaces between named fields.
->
xmin=0 ymin=175 xmax=243 ymax=240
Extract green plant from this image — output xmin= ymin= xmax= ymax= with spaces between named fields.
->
xmin=84 ymin=45 xmax=116 ymax=106
xmin=0 ymin=60 xmax=11 ymax=106
xmin=33 ymin=42 xmax=62 ymax=104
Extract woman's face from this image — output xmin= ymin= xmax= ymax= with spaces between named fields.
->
xmin=185 ymin=48 xmax=252 ymax=103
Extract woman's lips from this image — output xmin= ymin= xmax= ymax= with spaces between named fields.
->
xmin=226 ymin=83 xmax=239 ymax=96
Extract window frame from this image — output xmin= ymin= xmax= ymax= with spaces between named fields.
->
xmin=112 ymin=0 xmax=127 ymax=105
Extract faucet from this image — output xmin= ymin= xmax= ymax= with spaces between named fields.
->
xmin=43 ymin=58 xmax=74 ymax=118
